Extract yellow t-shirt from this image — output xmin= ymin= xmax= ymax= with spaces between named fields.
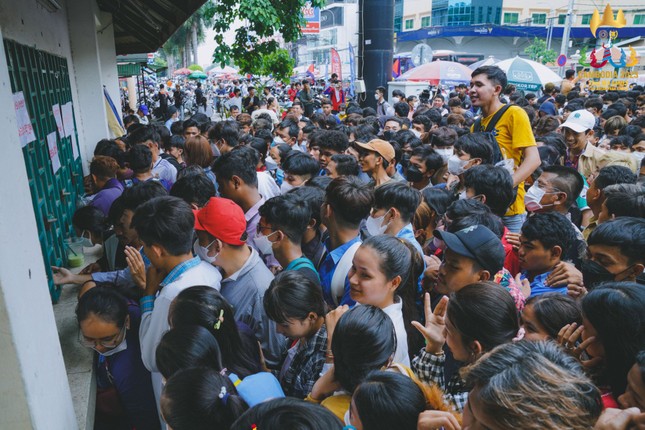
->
xmin=471 ymin=105 xmax=536 ymax=216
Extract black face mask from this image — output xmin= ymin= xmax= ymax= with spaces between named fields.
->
xmin=400 ymin=153 xmax=411 ymax=169
xmin=382 ymin=131 xmax=396 ymax=141
xmin=406 ymin=165 xmax=424 ymax=183
xmin=580 ymin=259 xmax=616 ymax=289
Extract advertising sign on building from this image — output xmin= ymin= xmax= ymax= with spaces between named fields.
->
xmin=301 ymin=2 xmax=320 ymax=34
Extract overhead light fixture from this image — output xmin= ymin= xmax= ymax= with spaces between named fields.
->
xmin=36 ymin=0 xmax=62 ymax=12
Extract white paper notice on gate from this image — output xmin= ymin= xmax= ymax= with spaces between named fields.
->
xmin=13 ymin=92 xmax=36 ymax=147
xmin=61 ymin=102 xmax=74 ymax=137
xmin=52 ymin=104 xmax=64 ymax=136
xmin=47 ymin=132 xmax=61 ymax=174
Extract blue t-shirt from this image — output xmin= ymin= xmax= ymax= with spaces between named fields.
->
xmin=520 ymin=271 xmax=568 ymax=297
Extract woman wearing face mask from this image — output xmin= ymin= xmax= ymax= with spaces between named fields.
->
xmin=412 ymin=282 xmax=520 ymax=412
xmin=280 ymin=151 xmax=320 ymax=194
xmin=445 ymin=133 xmax=493 ymax=198
xmin=72 ymin=205 xmax=115 ymax=273
xmin=76 ymin=286 xmax=160 ymax=430
xmin=556 ymin=282 xmax=645 ymax=409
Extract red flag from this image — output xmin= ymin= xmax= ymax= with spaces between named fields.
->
xmin=392 ymin=58 xmax=401 ymax=78
xmin=330 ymin=48 xmax=342 ymax=81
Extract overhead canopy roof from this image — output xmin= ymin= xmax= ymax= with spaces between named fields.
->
xmin=97 ymin=0 xmax=208 ymax=55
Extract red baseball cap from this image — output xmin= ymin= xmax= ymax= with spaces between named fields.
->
xmin=194 ymin=197 xmax=247 ymax=246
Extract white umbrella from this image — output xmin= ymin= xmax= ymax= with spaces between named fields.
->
xmin=468 ymin=56 xmax=500 ymax=70
xmin=495 ymin=57 xmax=562 ymax=92
xmin=208 ymin=65 xmax=238 ymax=76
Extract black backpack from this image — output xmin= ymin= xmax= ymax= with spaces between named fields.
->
xmin=473 ymin=104 xmax=511 ymax=165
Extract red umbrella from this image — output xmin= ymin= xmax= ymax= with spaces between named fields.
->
xmin=173 ymin=68 xmax=192 ymax=76
xmin=396 ymin=60 xmax=473 ymax=86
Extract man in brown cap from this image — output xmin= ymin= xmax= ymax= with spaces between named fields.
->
xmin=354 ymin=139 xmax=395 ymax=187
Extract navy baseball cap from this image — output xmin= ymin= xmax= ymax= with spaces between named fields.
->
xmin=434 ymin=225 xmax=505 ymax=274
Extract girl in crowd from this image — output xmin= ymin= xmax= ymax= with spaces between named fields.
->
xmin=462 ymin=340 xmax=602 ymax=429
xmin=521 ymin=293 xmax=582 ymax=341
xmin=414 ymin=187 xmax=455 ymax=254
xmin=306 ymin=305 xmax=396 ymax=420
xmin=348 ymin=371 xmax=427 ymax=430
xmin=231 ymin=398 xmax=343 ymax=430
xmin=161 ymin=367 xmax=247 ymax=430
xmin=169 ymin=286 xmax=263 ymax=379
xmin=76 ymin=287 xmax=159 ymax=430
xmin=155 ymin=325 xmax=224 ymax=380
xmin=263 ymin=271 xmax=328 ymax=398
xmin=557 ymin=282 xmax=645 ymax=408
xmin=412 ymin=282 xmax=519 ymax=412
xmin=184 ymin=135 xmax=216 ymax=187
xmin=348 ymin=235 xmax=423 ymax=365
xmin=446 ymin=133 xmax=494 ymax=197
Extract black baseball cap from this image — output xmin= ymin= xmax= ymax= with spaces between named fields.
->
xmin=434 ymin=225 xmax=505 ymax=274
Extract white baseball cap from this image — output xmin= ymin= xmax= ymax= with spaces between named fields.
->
xmin=560 ymin=109 xmax=596 ymax=133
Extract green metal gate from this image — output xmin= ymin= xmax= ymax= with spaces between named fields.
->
xmin=4 ymin=39 xmax=84 ymax=303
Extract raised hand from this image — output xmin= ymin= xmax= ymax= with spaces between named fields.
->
xmin=417 ymin=410 xmax=461 ymax=430
xmin=412 ymin=293 xmax=448 ymax=354
xmin=557 ymin=322 xmax=603 ymax=369
xmin=125 ymin=246 xmax=146 ymax=290
xmin=52 ymin=266 xmax=75 ymax=285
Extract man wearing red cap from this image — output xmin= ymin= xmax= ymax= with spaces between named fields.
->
xmin=194 ymin=197 xmax=286 ymax=368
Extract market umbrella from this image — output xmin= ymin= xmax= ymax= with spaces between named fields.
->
xmin=495 ymin=57 xmax=562 ymax=92
xmin=395 ymin=60 xmax=472 ymax=86
xmin=188 ymin=71 xmax=208 ymax=80
xmin=468 ymin=56 xmax=500 ymax=70
xmin=208 ymin=65 xmax=238 ymax=76
xmin=173 ymin=68 xmax=192 ymax=75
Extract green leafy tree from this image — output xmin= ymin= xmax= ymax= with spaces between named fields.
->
xmin=188 ymin=64 xmax=204 ymax=71
xmin=524 ymin=38 xmax=557 ymax=64
xmin=204 ymin=0 xmax=326 ymax=82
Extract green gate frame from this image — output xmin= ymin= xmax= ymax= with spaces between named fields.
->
xmin=4 ymin=39 xmax=85 ymax=303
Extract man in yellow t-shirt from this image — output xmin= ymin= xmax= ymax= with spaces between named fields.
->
xmin=469 ymin=66 xmax=541 ymax=232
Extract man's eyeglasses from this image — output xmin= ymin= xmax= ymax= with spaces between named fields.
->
xmin=256 ymin=224 xmax=276 ymax=235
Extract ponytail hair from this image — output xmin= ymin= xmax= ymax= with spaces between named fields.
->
xmin=156 ymin=325 xmax=224 ymax=379
xmin=161 ymin=367 xmax=247 ymax=430
xmin=361 ymin=235 xmax=424 ymax=357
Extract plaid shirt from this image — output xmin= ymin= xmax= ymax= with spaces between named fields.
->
xmin=281 ymin=324 xmax=328 ymax=399
xmin=411 ymin=348 xmax=469 ymax=413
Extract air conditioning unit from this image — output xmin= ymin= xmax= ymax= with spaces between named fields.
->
xmin=354 ymin=80 xmax=366 ymax=93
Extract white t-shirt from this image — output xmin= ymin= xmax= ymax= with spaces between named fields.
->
xmin=382 ymin=297 xmax=410 ymax=366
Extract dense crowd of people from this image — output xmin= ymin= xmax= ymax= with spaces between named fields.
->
xmin=53 ymin=65 xmax=645 ymax=429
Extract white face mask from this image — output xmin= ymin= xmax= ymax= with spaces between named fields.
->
xmin=95 ymin=337 xmax=127 ymax=357
xmin=344 ymin=409 xmax=353 ymax=427
xmin=447 ymin=154 xmax=470 ymax=176
xmin=193 ymin=238 xmax=218 ymax=264
xmin=392 ymin=96 xmax=400 ymax=104
xmin=79 ymin=230 xmax=93 ymax=247
xmin=265 ymin=155 xmax=278 ymax=171
xmin=632 ymin=151 xmax=645 ymax=164
xmin=435 ymin=148 xmax=454 ymax=164
xmin=411 ymin=129 xmax=422 ymax=138
xmin=274 ymin=136 xmax=286 ymax=145
xmin=459 ymin=190 xmax=468 ymax=200
xmin=365 ymin=211 xmax=390 ymax=236
xmin=524 ymin=185 xmax=556 ymax=212
xmin=280 ymin=181 xmax=296 ymax=194
xmin=254 ymin=231 xmax=278 ymax=256
xmin=374 ymin=93 xmax=380 ymax=101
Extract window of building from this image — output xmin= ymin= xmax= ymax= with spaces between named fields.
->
xmin=635 ymin=14 xmax=645 ymax=25
xmin=558 ymin=14 xmax=566 ymax=24
xmin=532 ymin=13 xmax=546 ymax=24
xmin=421 ymin=16 xmax=431 ymax=27
xmin=405 ymin=18 xmax=414 ymax=29
xmin=580 ymin=14 xmax=592 ymax=25
xmin=394 ymin=17 xmax=402 ymax=32
xmin=503 ymin=12 xmax=519 ymax=24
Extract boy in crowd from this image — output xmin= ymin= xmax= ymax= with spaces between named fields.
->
xmin=280 ymin=152 xmax=320 ymax=192
xmin=518 ymin=212 xmax=578 ymax=297
xmin=89 ymin=155 xmax=124 ymax=216
xmin=355 ymin=138 xmax=396 ymax=187
xmin=597 ymin=184 xmax=645 ymax=224
xmin=124 ymin=145 xmax=172 ymax=191
xmin=258 ymin=194 xmax=320 ymax=285
xmin=407 ymin=146 xmax=445 ymax=190
xmin=290 ymin=186 xmax=328 ymax=269
xmin=169 ymin=173 xmax=217 ymax=209
xmin=319 ymin=176 xmax=373 ymax=307
xmin=128 ymin=126 xmax=177 ymax=185
xmin=132 ymin=196 xmax=222 ymax=404
xmin=193 ymin=196 xmax=285 ymax=368
xmin=209 ymin=120 xmax=240 ymax=154
xmin=318 ymin=129 xmax=350 ymax=173
xmin=559 ymin=109 xmax=606 ymax=179
xmin=326 ymin=154 xmax=360 ymax=179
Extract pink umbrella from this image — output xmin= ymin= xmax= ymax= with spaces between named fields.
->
xmin=173 ymin=68 xmax=192 ymax=76
xmin=396 ymin=60 xmax=473 ymax=86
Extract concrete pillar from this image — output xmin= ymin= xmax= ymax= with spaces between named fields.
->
xmin=0 ymin=29 xmax=78 ymax=430
xmin=127 ymin=77 xmax=137 ymax=111
xmin=66 ymin=0 xmax=111 ymax=169
xmin=96 ymin=11 xmax=121 ymax=117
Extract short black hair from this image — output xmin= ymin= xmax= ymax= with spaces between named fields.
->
xmin=127 ymin=125 xmax=160 ymax=147
xmin=455 ymin=133 xmax=494 ymax=164
xmin=376 ymin=86 xmax=386 ymax=94
xmin=411 ymin=115 xmax=433 ymax=132
xmin=212 ymin=149 xmax=258 ymax=187
xmin=131 ymin=196 xmax=195 ymax=255
xmin=259 ymin=194 xmax=311 ymax=244
xmin=603 ymin=184 xmax=645 ymax=219
xmin=290 ymin=186 xmax=325 ymax=230
xmin=170 ymin=174 xmax=216 ymax=207
xmin=448 ymin=212 xmax=504 ymax=239
xmin=264 ymin=271 xmax=326 ymax=324
xmin=521 ymin=212 xmax=577 ymax=259
xmin=128 ymin=144 xmax=153 ymax=173
xmin=278 ymin=119 xmax=300 ymax=140
xmin=471 ymin=66 xmax=508 ymax=91
xmin=584 ymin=98 xmax=603 ymax=112
xmin=410 ymin=146 xmax=443 ymax=175
xmin=281 ymin=152 xmax=320 ymax=178
xmin=330 ymin=154 xmax=360 ymax=177
xmin=393 ymin=102 xmax=410 ymax=117
xmin=542 ymin=165 xmax=585 ymax=208
xmin=565 ymin=69 xmax=576 ymax=79
xmin=325 ymin=176 xmax=373 ymax=228
xmin=463 ymin=165 xmax=515 ymax=217
xmin=588 ymin=217 xmax=645 ymax=264
xmin=318 ymin=130 xmax=349 ymax=153
xmin=208 ymin=121 xmax=239 ymax=147
xmin=76 ymin=286 xmax=128 ymax=327
xmin=182 ymin=119 xmax=198 ymax=132
xmin=373 ymin=182 xmax=421 ymax=224
xmin=609 ymin=135 xmax=634 ymax=150
xmin=594 ymin=165 xmax=637 ymax=190
xmin=120 ymin=181 xmax=168 ymax=212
